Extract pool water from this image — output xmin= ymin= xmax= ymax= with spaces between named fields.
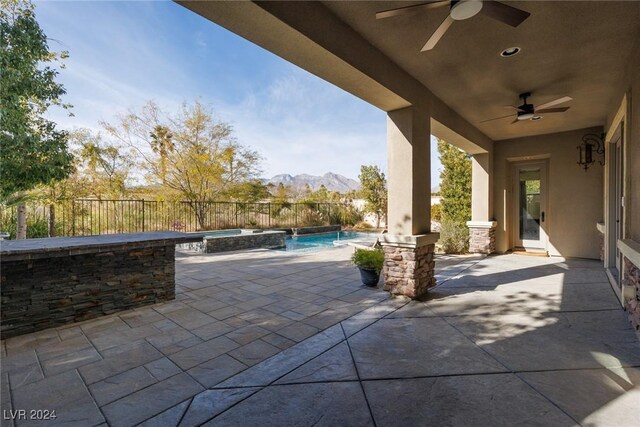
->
xmin=284 ymin=231 xmax=377 ymax=252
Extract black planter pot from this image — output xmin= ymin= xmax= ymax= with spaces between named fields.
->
xmin=358 ymin=268 xmax=380 ymax=287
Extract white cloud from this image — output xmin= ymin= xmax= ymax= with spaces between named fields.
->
xmin=213 ymin=69 xmax=387 ymax=179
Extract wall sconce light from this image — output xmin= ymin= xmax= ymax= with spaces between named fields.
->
xmin=577 ymin=133 xmax=605 ymax=171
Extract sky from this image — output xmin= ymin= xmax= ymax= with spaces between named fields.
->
xmin=35 ymin=0 xmax=442 ymax=186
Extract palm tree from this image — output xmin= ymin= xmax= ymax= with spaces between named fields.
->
xmin=149 ymin=125 xmax=174 ymax=184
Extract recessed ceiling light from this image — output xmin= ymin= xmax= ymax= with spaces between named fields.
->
xmin=531 ymin=116 xmax=542 ymax=121
xmin=500 ymin=47 xmax=521 ymax=57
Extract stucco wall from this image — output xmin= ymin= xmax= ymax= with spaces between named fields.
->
xmin=625 ymin=49 xmax=639 ymax=242
xmin=493 ymin=127 xmax=604 ymax=258
xmin=604 ymin=39 xmax=639 ymax=244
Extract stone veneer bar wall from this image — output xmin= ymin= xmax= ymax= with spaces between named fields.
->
xmin=0 ymin=232 xmax=201 ymax=339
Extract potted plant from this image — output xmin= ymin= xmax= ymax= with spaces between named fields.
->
xmin=351 ymin=248 xmax=384 ymax=287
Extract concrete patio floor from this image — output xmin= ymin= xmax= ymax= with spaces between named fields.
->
xmin=1 ymin=247 xmax=639 ymax=426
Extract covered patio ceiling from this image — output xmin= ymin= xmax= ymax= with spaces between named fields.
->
xmin=181 ymin=1 xmax=640 ymax=143
xmin=324 ymin=1 xmax=640 ymax=141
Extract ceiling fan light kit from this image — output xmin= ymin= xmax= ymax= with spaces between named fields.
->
xmin=376 ymin=0 xmax=531 ymax=51
xmin=375 ymin=2 xmax=571 ymax=127
xmin=517 ymin=113 xmax=534 ymax=121
xmin=481 ymin=93 xmax=573 ymax=124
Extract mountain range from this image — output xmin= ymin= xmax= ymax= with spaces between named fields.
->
xmin=266 ymin=172 xmax=360 ymax=193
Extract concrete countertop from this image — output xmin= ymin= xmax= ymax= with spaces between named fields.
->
xmin=0 ymin=232 xmax=204 ymax=260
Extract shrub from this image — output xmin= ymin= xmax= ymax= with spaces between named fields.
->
xmin=0 ymin=215 xmax=50 ymax=239
xmin=27 ymin=217 xmax=49 ymax=238
xmin=438 ymin=219 xmax=469 ymax=254
xmin=299 ymin=208 xmax=325 ymax=226
xmin=431 ymin=203 xmax=442 ymax=222
xmin=329 ymin=204 xmax=364 ymax=226
xmin=353 ymin=221 xmax=373 ymax=230
xmin=351 ymin=248 xmax=385 ymax=272
xmin=272 ymin=206 xmax=293 ymax=227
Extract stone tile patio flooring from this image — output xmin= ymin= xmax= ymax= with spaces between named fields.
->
xmin=1 ymin=247 xmax=639 ymax=426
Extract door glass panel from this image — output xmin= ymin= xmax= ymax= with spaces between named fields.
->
xmin=519 ymin=169 xmax=541 ymax=241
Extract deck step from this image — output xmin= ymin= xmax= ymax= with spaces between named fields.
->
xmin=512 ymin=248 xmax=549 ymax=257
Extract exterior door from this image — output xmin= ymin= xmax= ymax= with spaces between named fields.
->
xmin=513 ymin=162 xmax=548 ymax=250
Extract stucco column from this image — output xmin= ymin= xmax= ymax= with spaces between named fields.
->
xmin=467 ymin=152 xmax=496 ymax=254
xmin=381 ymin=107 xmax=438 ymax=298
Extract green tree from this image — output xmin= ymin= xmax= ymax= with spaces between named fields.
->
xmin=309 ymin=184 xmax=329 ymax=202
xmin=301 ymin=183 xmax=312 ymax=198
xmin=272 ymin=182 xmax=290 ymax=201
xmin=149 ymin=125 xmax=174 ymax=184
xmin=227 ymin=179 xmax=271 ymax=202
xmin=1 ymin=0 xmax=73 ymax=237
xmin=359 ymin=165 xmax=387 ymax=228
xmin=75 ymin=130 xmax=132 ymax=198
xmin=103 ymin=100 xmax=262 ymax=229
xmin=437 ymin=138 xmax=471 ymax=223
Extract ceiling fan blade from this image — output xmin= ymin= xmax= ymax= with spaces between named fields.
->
xmin=504 ymin=105 xmax=525 ymax=111
xmin=480 ymin=1 xmax=530 ymax=27
xmin=535 ymin=96 xmax=573 ymax=111
xmin=421 ymin=15 xmax=454 ymax=51
xmin=480 ymin=114 xmax=514 ymax=123
xmin=511 ymin=118 xmax=521 ymax=124
xmin=536 ymin=107 xmax=570 ymax=114
xmin=376 ymin=1 xmax=450 ymax=19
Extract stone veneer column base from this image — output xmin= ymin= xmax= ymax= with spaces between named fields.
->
xmin=381 ymin=234 xmax=439 ymax=299
xmin=596 ymin=222 xmax=605 ymax=261
xmin=466 ymin=221 xmax=497 ymax=254
xmin=623 ymin=256 xmax=640 ymax=339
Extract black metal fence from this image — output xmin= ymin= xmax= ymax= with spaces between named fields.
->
xmin=0 ymin=199 xmax=336 ymax=238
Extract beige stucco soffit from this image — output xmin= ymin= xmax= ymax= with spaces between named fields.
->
xmin=177 ymin=0 xmax=410 ymax=111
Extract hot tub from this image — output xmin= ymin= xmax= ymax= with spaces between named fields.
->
xmin=177 ymin=229 xmax=286 ymax=253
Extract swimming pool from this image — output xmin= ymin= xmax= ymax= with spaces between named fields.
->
xmin=284 ymin=231 xmax=378 ymax=252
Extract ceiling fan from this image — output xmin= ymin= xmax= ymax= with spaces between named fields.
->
xmin=376 ymin=0 xmax=531 ymax=51
xmin=481 ymin=93 xmax=573 ymax=124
